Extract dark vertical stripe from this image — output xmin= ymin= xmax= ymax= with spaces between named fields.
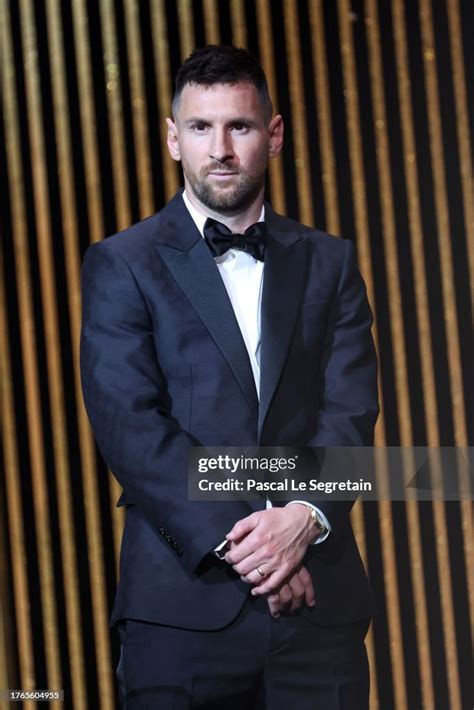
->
xmin=139 ymin=1 xmax=166 ymax=209
xmin=112 ymin=0 xmax=141 ymax=224
xmin=377 ymin=0 xmax=427 ymax=445
xmin=405 ymin=0 xmax=455 ymax=445
xmin=267 ymin=0 xmax=298 ymax=219
xmin=297 ymin=1 xmax=326 ymax=229
xmin=363 ymin=502 xmax=396 ymax=709
xmin=322 ymin=0 xmax=356 ymax=241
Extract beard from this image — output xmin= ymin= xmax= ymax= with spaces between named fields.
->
xmin=182 ymin=160 xmax=266 ymax=215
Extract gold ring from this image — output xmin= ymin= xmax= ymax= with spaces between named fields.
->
xmin=256 ymin=566 xmax=266 ymax=577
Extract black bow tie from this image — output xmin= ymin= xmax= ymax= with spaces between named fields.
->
xmin=203 ymin=218 xmax=266 ymax=261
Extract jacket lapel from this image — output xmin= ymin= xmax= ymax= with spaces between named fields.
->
xmin=152 ymin=192 xmax=309 ymax=428
xmin=258 ymin=206 xmax=310 ymax=436
xmin=153 ymin=192 xmax=259 ymax=418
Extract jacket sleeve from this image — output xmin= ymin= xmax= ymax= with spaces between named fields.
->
xmin=305 ymin=238 xmax=379 ymax=537
xmin=80 ymin=240 xmax=253 ymax=573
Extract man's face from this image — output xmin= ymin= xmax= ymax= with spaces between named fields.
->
xmin=166 ymin=82 xmax=283 ymax=215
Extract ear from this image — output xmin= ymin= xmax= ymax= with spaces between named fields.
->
xmin=268 ymin=114 xmax=284 ymax=159
xmin=166 ymin=117 xmax=181 ymax=161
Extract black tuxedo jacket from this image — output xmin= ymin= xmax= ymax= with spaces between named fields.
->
xmin=80 ymin=190 xmax=379 ymax=630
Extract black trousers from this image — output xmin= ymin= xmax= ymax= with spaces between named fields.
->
xmin=116 ymin=593 xmax=370 ymax=709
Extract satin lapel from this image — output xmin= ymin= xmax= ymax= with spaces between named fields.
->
xmin=156 ymin=237 xmax=259 ymax=418
xmin=258 ymin=230 xmax=310 ymax=436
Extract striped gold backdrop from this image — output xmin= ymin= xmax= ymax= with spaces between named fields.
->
xmin=1 ymin=1 xmax=472 ymax=708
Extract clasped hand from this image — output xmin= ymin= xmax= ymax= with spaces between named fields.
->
xmin=224 ymin=506 xmax=317 ymax=617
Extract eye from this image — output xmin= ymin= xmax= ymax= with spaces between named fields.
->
xmin=231 ymin=122 xmax=249 ymax=133
xmin=191 ymin=122 xmax=208 ymax=132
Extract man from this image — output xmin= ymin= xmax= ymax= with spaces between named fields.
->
xmin=80 ymin=45 xmax=378 ymax=709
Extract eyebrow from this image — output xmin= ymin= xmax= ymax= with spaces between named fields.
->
xmin=183 ymin=116 xmax=258 ymax=126
xmin=183 ymin=118 xmax=209 ymax=125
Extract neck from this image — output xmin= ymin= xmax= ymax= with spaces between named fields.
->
xmin=184 ymin=183 xmax=264 ymax=232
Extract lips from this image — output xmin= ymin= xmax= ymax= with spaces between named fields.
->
xmin=207 ymin=171 xmax=238 ymax=182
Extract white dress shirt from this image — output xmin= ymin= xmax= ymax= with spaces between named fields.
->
xmin=183 ymin=191 xmax=264 ymax=390
xmin=182 ymin=191 xmax=330 ymax=545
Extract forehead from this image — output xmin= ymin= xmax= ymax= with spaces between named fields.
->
xmin=176 ymin=81 xmax=264 ymax=120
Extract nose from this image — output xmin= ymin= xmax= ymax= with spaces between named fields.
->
xmin=209 ymin=127 xmax=234 ymax=163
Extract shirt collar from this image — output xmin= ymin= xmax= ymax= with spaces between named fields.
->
xmin=182 ymin=189 xmax=265 ymax=237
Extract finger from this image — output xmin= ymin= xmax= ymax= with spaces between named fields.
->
xmin=266 ymin=593 xmax=282 ymax=618
xmin=240 ymin=566 xmax=270 ymax=585
xmin=225 ymin=530 xmax=270 ymax=566
xmin=229 ymin=550 xmax=270 ymax=576
xmin=226 ymin=513 xmax=259 ymax=542
xmin=267 ymin=586 xmax=292 ymax=618
xmin=301 ymin=575 xmax=316 ymax=607
xmin=278 ymin=584 xmax=292 ymax=606
xmin=226 ymin=512 xmax=279 ymax=564
xmin=251 ymin=566 xmax=290 ymax=596
xmin=296 ymin=566 xmax=316 ymax=606
xmin=288 ymin=577 xmax=307 ymax=612
xmin=225 ymin=541 xmax=259 ymax=567
xmin=287 ymin=575 xmax=305 ymax=612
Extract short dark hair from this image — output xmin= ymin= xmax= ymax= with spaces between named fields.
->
xmin=172 ymin=45 xmax=273 ymax=120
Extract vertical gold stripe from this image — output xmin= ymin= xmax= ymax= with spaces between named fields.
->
xmin=351 ymin=503 xmax=379 ymax=710
xmin=150 ymin=0 xmax=181 ymax=202
xmin=72 ymin=3 xmax=118 ymax=704
xmin=255 ymin=0 xmax=285 ymax=214
xmin=435 ymin=0 xmax=474 ymax=661
xmin=365 ymin=1 xmax=411 ymax=446
xmin=4 ymin=0 xmax=62 ymax=690
xmin=99 ymin=0 xmax=132 ymax=231
xmin=366 ymin=624 xmax=378 ymax=710
xmin=363 ymin=12 xmax=436 ymax=704
xmin=419 ymin=1 xmax=464 ymax=705
xmin=123 ymin=0 xmax=154 ymax=218
xmin=0 ymin=270 xmax=36 ymax=698
xmin=203 ymin=0 xmax=220 ymax=44
xmin=282 ymin=1 xmax=314 ymax=226
xmin=447 ymin=0 xmax=474 ymax=632
xmin=392 ymin=1 xmax=454 ymax=700
xmin=391 ymin=0 xmax=439 ymax=438
xmin=418 ymin=0 xmax=467 ymax=448
xmin=108 ymin=474 xmax=125 ymax=583
xmin=418 ymin=4 xmax=467 ymax=702
xmin=460 ymin=495 xmax=473 ymax=639
xmin=308 ymin=0 xmax=341 ymax=235
xmin=373 ymin=454 xmax=409 ymax=709
xmin=0 ymin=5 xmax=37 ymax=695
xmin=0 ymin=587 xmax=9 ymax=707
xmin=446 ymin=0 xmax=474 ymax=306
xmin=424 ymin=39 xmax=472 ymax=656
xmin=230 ymin=0 xmax=247 ymax=47
xmin=430 ymin=470 xmax=463 ymax=710
xmin=336 ymin=0 xmax=384 ymax=444
xmin=44 ymin=3 xmax=90 ymax=706
xmin=403 ymin=471 xmax=436 ymax=707
xmin=177 ymin=0 xmax=195 ymax=61
xmin=71 ymin=0 xmax=104 ymax=244
xmin=99 ymin=0 xmax=130 ymax=573
xmin=338 ymin=0 xmax=407 ymax=703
